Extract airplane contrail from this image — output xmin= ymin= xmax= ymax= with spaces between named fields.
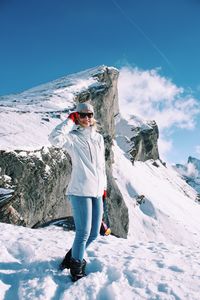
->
xmin=110 ymin=0 xmax=175 ymax=71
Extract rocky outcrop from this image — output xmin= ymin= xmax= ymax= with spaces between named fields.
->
xmin=0 ymin=65 xmax=161 ymax=238
xmin=174 ymin=156 xmax=200 ymax=194
xmin=0 ymin=148 xmax=72 ymax=227
xmin=106 ymin=168 xmax=129 ymax=238
xmin=129 ymin=120 xmax=159 ymax=163
xmin=76 ymin=67 xmax=119 ymax=166
xmin=76 ymin=67 xmax=119 ymax=140
xmin=115 ymin=117 xmax=159 ymax=164
xmin=0 ymin=66 xmax=129 ymax=238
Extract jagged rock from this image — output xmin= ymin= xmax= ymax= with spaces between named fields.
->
xmin=0 ymin=66 xmax=129 ymax=238
xmin=106 ymin=168 xmax=129 ymax=238
xmin=174 ymin=156 xmax=200 ymax=194
xmin=188 ymin=156 xmax=200 ymax=170
xmin=195 ymin=194 xmax=200 ymax=203
xmin=0 ymin=148 xmax=72 ymax=227
xmin=76 ymin=66 xmax=119 ymax=140
xmin=76 ymin=67 xmax=119 ymax=167
xmin=115 ymin=116 xmax=159 ymax=164
xmin=129 ymin=120 xmax=159 ymax=163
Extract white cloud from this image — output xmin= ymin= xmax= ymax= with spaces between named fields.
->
xmin=158 ymin=137 xmax=173 ymax=162
xmin=195 ymin=145 xmax=200 ymax=156
xmin=187 ymin=162 xmax=198 ymax=178
xmin=118 ymin=66 xmax=200 ymax=158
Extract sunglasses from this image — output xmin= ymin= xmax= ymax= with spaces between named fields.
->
xmin=78 ymin=112 xmax=94 ymax=119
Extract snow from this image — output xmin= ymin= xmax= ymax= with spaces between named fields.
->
xmin=0 ymin=211 xmax=200 ymax=299
xmin=0 ymin=65 xmax=112 ymax=151
xmin=1 ymin=66 xmax=200 ymax=299
xmin=0 ymin=188 xmax=14 ymax=196
xmin=1 ymin=148 xmax=200 ymax=299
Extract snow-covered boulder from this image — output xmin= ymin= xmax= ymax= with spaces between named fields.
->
xmin=0 ymin=148 xmax=72 ymax=226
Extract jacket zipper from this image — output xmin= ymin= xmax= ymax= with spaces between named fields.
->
xmin=94 ymin=141 xmax=100 ymax=197
xmin=86 ymin=141 xmax=93 ymax=163
xmin=87 ymin=140 xmax=100 ymax=197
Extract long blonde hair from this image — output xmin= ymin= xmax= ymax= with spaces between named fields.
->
xmin=77 ymin=115 xmax=101 ymax=132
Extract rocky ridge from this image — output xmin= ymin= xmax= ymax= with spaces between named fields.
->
xmin=174 ymin=156 xmax=200 ymax=197
xmin=0 ymin=65 xmax=159 ymax=238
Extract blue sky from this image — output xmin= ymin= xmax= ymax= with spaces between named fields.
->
xmin=1 ymin=0 xmax=200 ymax=163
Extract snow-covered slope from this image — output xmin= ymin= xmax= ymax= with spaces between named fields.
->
xmin=1 ymin=66 xmax=200 ymax=299
xmin=113 ymin=144 xmax=198 ymax=247
xmin=0 ymin=66 xmax=111 ymax=151
xmin=0 ymin=153 xmax=200 ymax=299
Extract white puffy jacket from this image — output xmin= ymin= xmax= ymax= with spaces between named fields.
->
xmin=49 ymin=118 xmax=107 ymax=197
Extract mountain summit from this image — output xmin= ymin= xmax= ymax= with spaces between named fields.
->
xmin=174 ymin=156 xmax=200 ymax=194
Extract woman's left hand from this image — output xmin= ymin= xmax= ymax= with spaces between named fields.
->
xmin=103 ymin=190 xmax=107 ymax=201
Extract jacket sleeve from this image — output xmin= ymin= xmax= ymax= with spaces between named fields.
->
xmin=48 ymin=118 xmax=75 ymax=149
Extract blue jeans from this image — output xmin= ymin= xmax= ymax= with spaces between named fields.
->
xmin=69 ymin=195 xmax=103 ymax=261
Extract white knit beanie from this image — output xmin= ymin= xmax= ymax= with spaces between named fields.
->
xmin=76 ymin=102 xmax=94 ymax=113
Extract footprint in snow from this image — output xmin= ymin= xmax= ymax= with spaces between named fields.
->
xmin=106 ymin=266 xmax=121 ymax=282
xmin=123 ymin=269 xmax=145 ymax=288
xmin=168 ymin=265 xmax=184 ymax=273
xmin=157 ymin=283 xmax=170 ymax=293
xmin=153 ymin=259 xmax=165 ymax=268
xmin=86 ymin=258 xmax=104 ymax=274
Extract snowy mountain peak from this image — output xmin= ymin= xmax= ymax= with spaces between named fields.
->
xmin=188 ymin=156 xmax=200 ymax=170
xmin=0 ymin=65 xmax=116 ymax=113
xmin=0 ymin=65 xmax=118 ymax=151
xmin=174 ymin=156 xmax=200 ymax=193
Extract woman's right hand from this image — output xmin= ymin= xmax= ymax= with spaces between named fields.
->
xmin=68 ymin=112 xmax=79 ymax=125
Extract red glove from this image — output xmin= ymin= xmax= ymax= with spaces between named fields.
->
xmin=103 ymin=190 xmax=107 ymax=201
xmin=68 ymin=112 xmax=79 ymax=125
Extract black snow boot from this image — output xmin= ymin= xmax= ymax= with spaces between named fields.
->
xmin=59 ymin=248 xmax=72 ymax=270
xmin=82 ymin=258 xmax=87 ymax=276
xmin=70 ymin=258 xmax=87 ymax=282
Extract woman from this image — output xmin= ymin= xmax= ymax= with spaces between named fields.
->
xmin=49 ymin=102 xmax=107 ymax=281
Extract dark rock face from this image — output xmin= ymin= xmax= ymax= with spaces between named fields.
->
xmin=115 ymin=117 xmax=159 ymax=164
xmin=76 ymin=66 xmax=119 ymax=140
xmin=130 ymin=121 xmax=159 ymax=163
xmin=106 ymin=168 xmax=129 ymax=238
xmin=0 ymin=148 xmax=72 ymax=227
xmin=76 ymin=67 xmax=119 ymax=167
